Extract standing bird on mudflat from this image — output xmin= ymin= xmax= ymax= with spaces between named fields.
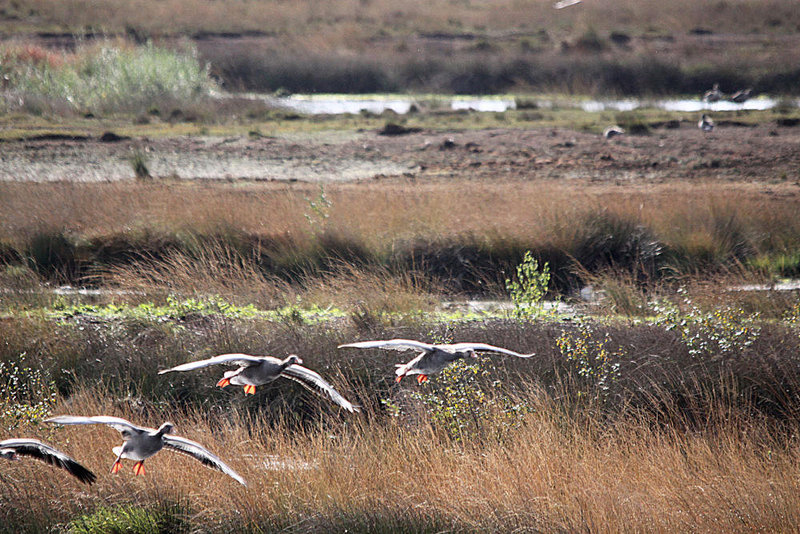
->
xmin=158 ymin=353 xmax=360 ymax=412
xmin=45 ymin=415 xmax=246 ymax=485
xmin=603 ymin=125 xmax=625 ymax=139
xmin=1 ymin=438 xmax=96 ymax=484
xmin=698 ymin=113 xmax=714 ymax=132
xmin=338 ymin=339 xmax=534 ymax=384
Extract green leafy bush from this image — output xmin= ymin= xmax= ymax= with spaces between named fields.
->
xmin=652 ymin=296 xmax=761 ymax=358
xmin=3 ymin=41 xmax=215 ymax=115
xmin=0 ymin=353 xmax=57 ymax=430
xmin=409 ymin=358 xmax=531 ymax=443
xmin=556 ymin=324 xmax=623 ymax=406
xmin=505 ymin=251 xmax=550 ymax=320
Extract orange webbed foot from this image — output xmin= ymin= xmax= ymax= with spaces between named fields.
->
xmin=111 ymin=461 xmax=122 ymax=474
xmin=133 ymin=462 xmax=145 ymax=476
xmin=244 ymin=385 xmax=256 ymax=395
xmin=216 ymin=377 xmax=231 ymax=388
xmin=417 ymin=375 xmax=429 ymax=384
xmin=395 ymin=375 xmax=404 ymax=383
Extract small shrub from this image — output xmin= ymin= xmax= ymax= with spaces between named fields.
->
xmin=304 ymin=184 xmax=332 ymax=233
xmin=0 ymin=353 xmax=57 ymax=430
xmin=575 ymin=27 xmax=607 ymax=52
xmin=408 ymin=358 xmax=530 ymax=443
xmin=130 ymin=149 xmax=151 ymax=180
xmin=505 ymin=251 xmax=550 ymax=320
xmin=652 ymin=296 xmax=761 ymax=359
xmin=556 ymin=324 xmax=623 ymax=407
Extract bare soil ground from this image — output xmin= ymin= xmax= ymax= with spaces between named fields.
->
xmin=2 ymin=120 xmax=799 ymax=184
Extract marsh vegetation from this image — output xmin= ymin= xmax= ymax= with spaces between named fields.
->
xmin=3 ymin=1 xmax=800 ymax=532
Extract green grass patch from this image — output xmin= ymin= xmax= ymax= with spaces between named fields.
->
xmin=68 ymin=503 xmax=188 ymax=534
xmin=2 ymin=41 xmax=216 ymax=116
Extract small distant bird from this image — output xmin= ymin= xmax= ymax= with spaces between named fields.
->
xmin=698 ymin=114 xmax=714 ymax=132
xmin=46 ymin=415 xmax=246 ymax=485
xmin=603 ymin=126 xmax=625 ymax=139
xmin=338 ymin=339 xmax=534 ymax=384
xmin=159 ymin=353 xmax=359 ymax=412
xmin=703 ymin=83 xmax=724 ymax=103
xmin=0 ymin=438 xmax=96 ymax=484
xmin=729 ymin=88 xmax=752 ymax=103
xmin=553 ymin=0 xmax=581 ymax=8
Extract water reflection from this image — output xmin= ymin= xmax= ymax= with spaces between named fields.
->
xmin=254 ymin=93 xmax=794 ymax=116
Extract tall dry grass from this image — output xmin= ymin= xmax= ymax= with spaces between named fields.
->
xmin=6 ymin=0 xmax=800 ymax=41
xmin=2 ymin=181 xmax=799 ymax=294
xmin=6 ymin=1 xmax=800 ymax=94
xmin=3 ymin=386 xmax=800 ymax=532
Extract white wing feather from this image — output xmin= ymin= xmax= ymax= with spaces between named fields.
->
xmin=338 ymin=339 xmax=436 ymax=352
xmin=446 ymin=343 xmax=535 ymax=358
xmin=45 ymin=415 xmax=145 ymax=436
xmin=281 ymin=365 xmax=360 ymax=413
xmin=158 ymin=353 xmax=267 ymax=374
xmin=163 ymin=435 xmax=246 ymax=486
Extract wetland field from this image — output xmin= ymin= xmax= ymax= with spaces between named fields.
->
xmin=3 ymin=2 xmax=800 ymax=532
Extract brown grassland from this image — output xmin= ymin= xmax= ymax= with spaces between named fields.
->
xmin=3 ymin=2 xmax=800 ymax=532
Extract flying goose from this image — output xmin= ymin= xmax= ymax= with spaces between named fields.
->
xmin=158 ymin=354 xmax=359 ymax=413
xmin=698 ymin=113 xmax=714 ymax=132
xmin=45 ymin=415 xmax=246 ymax=485
xmin=703 ymin=83 xmax=724 ymax=103
xmin=0 ymin=438 xmax=96 ymax=484
xmin=338 ymin=339 xmax=534 ymax=384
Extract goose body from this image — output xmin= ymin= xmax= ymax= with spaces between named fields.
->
xmin=698 ymin=113 xmax=714 ymax=132
xmin=0 ymin=438 xmax=96 ymax=484
xmin=730 ymin=88 xmax=752 ymax=103
xmin=45 ymin=415 xmax=245 ymax=485
xmin=159 ymin=353 xmax=359 ymax=412
xmin=338 ymin=339 xmax=534 ymax=384
xmin=603 ymin=125 xmax=625 ymax=139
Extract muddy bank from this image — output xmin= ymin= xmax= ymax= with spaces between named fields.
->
xmin=2 ymin=121 xmax=799 ymax=183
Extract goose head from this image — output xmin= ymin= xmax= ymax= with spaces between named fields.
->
xmin=156 ymin=422 xmax=175 ymax=436
xmin=285 ymin=354 xmax=304 ymax=365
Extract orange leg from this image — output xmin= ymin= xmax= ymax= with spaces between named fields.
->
xmin=217 ymin=377 xmax=231 ymax=388
xmin=417 ymin=375 xmax=429 ymax=384
xmin=111 ymin=460 xmax=122 ymax=474
xmin=244 ymin=385 xmax=256 ymax=395
xmin=133 ymin=461 xmax=145 ymax=476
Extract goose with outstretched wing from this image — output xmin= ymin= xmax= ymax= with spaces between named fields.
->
xmin=1 ymin=438 xmax=96 ymax=484
xmin=338 ymin=339 xmax=534 ymax=384
xmin=45 ymin=415 xmax=245 ymax=485
xmin=158 ymin=353 xmax=359 ymax=413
